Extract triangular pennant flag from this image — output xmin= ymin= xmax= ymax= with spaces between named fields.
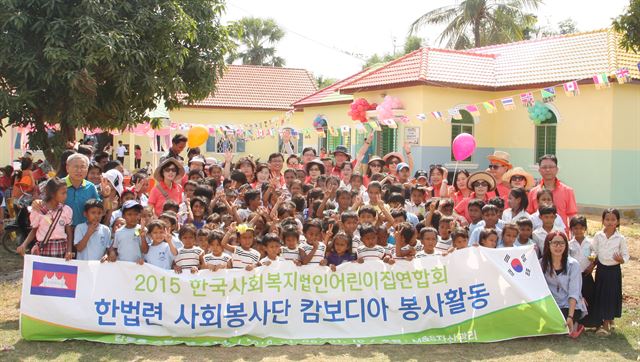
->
xmin=615 ymin=68 xmax=630 ymax=84
xmin=563 ymin=81 xmax=580 ymax=97
xmin=340 ymin=125 xmax=350 ymax=135
xmin=541 ymin=87 xmax=556 ymax=103
xmin=380 ymin=119 xmax=397 ymax=128
xmin=416 ymin=113 xmax=427 ymax=121
xmin=593 ymin=73 xmax=610 ymax=89
xmin=482 ymin=101 xmax=497 ymax=114
xmin=431 ymin=111 xmax=443 ymax=120
xmin=501 ymin=97 xmax=516 ymax=110
xmin=368 ymin=120 xmax=381 ymax=132
xmin=520 ymin=92 xmax=535 ymax=107
xmin=448 ymin=108 xmax=461 ymax=119
xmin=465 ymin=104 xmax=480 ymax=116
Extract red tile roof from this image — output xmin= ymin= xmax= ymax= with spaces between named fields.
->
xmin=185 ymin=65 xmax=317 ymax=110
xmin=292 ymin=67 xmax=379 ymax=108
xmin=337 ymin=29 xmax=640 ymax=93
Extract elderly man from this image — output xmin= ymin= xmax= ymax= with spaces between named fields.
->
xmin=160 ymin=134 xmax=187 ymax=163
xmin=487 ymin=150 xmax=513 ymax=203
xmin=527 ymin=154 xmax=577 ymax=234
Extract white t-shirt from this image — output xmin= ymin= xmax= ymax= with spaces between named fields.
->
xmin=117 ymin=145 xmax=126 ymax=157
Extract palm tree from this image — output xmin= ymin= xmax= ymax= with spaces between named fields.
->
xmin=227 ymin=17 xmax=286 ymax=67
xmin=409 ymin=0 xmax=542 ymax=49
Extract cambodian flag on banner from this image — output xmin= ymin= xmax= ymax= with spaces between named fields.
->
xmin=30 ymin=261 xmax=78 ymax=298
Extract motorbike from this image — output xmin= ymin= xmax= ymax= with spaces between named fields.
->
xmin=2 ymin=203 xmax=32 ymax=254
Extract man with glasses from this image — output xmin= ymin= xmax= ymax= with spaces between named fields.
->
xmin=527 ymin=154 xmax=577 ymax=234
xmin=486 ymin=151 xmax=513 ymax=203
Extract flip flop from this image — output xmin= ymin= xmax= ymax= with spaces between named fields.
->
xmin=569 ymin=324 xmax=585 ymax=339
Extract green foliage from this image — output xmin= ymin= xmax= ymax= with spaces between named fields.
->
xmin=613 ymin=0 xmax=640 ymax=53
xmin=315 ymin=76 xmax=338 ymax=89
xmin=0 ymin=0 xmax=234 ymax=164
xmin=363 ymin=36 xmax=424 ymax=69
xmin=409 ymin=0 xmax=543 ymax=49
xmin=227 ymin=17 xmax=286 ymax=66
xmin=557 ymin=18 xmax=579 ymax=35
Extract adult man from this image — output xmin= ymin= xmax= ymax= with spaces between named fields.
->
xmin=116 ymin=141 xmax=126 ymax=164
xmin=330 ymin=132 xmax=375 ymax=176
xmin=487 ymin=151 xmax=512 ymax=203
xmin=268 ymin=152 xmax=286 ymax=186
xmin=527 ymin=154 xmax=577 ymax=234
xmin=160 ymin=134 xmax=187 ymax=163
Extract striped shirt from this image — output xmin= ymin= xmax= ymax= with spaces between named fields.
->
xmin=232 ymin=247 xmax=260 ymax=269
xmin=174 ymin=246 xmax=203 ymax=269
xmin=415 ymin=251 xmax=438 ymax=258
xmin=356 ymin=245 xmax=386 ymax=260
xmin=281 ymin=246 xmax=304 ymax=262
xmin=301 ymin=242 xmax=327 ymax=264
xmin=435 ymin=237 xmax=452 ymax=254
xmin=204 ymin=253 xmax=231 ymax=268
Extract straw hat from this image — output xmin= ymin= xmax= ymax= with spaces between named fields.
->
xmin=153 ymin=158 xmax=185 ymax=183
xmin=367 ymin=156 xmax=385 ymax=167
xmin=502 ymin=167 xmax=535 ymax=190
xmin=487 ymin=151 xmax=513 ymax=169
xmin=467 ymin=171 xmax=497 ymax=191
xmin=304 ymin=158 xmax=326 ymax=174
xmin=383 ymin=152 xmax=404 ymax=164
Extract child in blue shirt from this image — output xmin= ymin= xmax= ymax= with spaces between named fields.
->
xmin=74 ymin=199 xmax=112 ymax=261
xmin=142 ymin=220 xmax=177 ymax=269
xmin=109 ymin=200 xmax=144 ymax=264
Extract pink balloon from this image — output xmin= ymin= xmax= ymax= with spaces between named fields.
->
xmin=452 ymin=133 xmax=476 ymax=161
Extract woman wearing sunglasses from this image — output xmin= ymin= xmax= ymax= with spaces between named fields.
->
xmin=453 ymin=171 xmax=497 ymax=223
xmin=148 ymin=158 xmax=185 ymax=216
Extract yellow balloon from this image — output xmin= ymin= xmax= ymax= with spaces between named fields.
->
xmin=187 ymin=125 xmax=209 ymax=148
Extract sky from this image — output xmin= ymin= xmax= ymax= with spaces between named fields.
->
xmin=222 ymin=0 xmax=631 ymax=80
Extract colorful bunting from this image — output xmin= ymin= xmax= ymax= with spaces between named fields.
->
xmin=593 ymin=73 xmax=610 ymax=89
xmin=431 ymin=111 xmax=443 ymax=120
xmin=500 ymin=97 xmax=516 ymax=111
xmin=562 ymin=81 xmax=580 ymax=97
xmin=380 ymin=118 xmax=397 ymax=128
xmin=448 ymin=108 xmax=461 ymax=119
xmin=520 ymin=92 xmax=535 ymax=107
xmin=416 ymin=113 xmax=427 ymax=121
xmin=328 ymin=126 xmax=338 ymax=137
xmin=615 ymin=68 xmax=630 ymax=84
xmin=482 ymin=101 xmax=497 ymax=114
xmin=541 ymin=87 xmax=556 ymax=103
xmin=340 ymin=125 xmax=350 ymax=135
xmin=368 ymin=120 xmax=381 ymax=132
xmin=465 ymin=104 xmax=480 ymax=116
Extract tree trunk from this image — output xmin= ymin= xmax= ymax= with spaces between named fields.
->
xmin=474 ymin=21 xmax=482 ymax=47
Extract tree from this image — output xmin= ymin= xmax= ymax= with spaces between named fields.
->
xmin=363 ymin=35 xmax=424 ymax=69
xmin=0 ymin=0 xmax=234 ymax=165
xmin=409 ymin=0 xmax=543 ymax=49
xmin=404 ymin=36 xmax=424 ymax=54
xmin=227 ymin=17 xmax=286 ymax=67
xmin=316 ymin=76 xmax=338 ymax=89
xmin=557 ymin=18 xmax=579 ymax=34
xmin=613 ymin=0 xmax=640 ymax=53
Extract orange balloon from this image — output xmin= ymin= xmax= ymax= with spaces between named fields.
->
xmin=187 ymin=125 xmax=209 ymax=148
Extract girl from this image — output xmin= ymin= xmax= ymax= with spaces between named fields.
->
xmin=86 ymin=162 xmax=103 ymax=186
xmin=222 ymin=222 xmax=261 ymax=270
xmin=148 ymin=158 xmax=184 ymax=216
xmin=339 ymin=162 xmax=354 ymax=188
xmin=592 ymin=209 xmax=629 ymax=336
xmin=540 ymin=231 xmax=586 ymax=338
xmin=449 ymin=170 xmax=471 ymax=206
xmin=502 ymin=188 xmax=531 ymax=222
xmin=142 ymin=220 xmax=177 ymax=270
xmin=187 ymin=196 xmax=209 ymax=230
xmin=134 ymin=145 xmax=142 ymax=169
xmin=173 ymin=224 xmax=204 ymax=274
xmin=326 ymin=231 xmax=355 ymax=271
xmin=478 ymin=228 xmax=498 ymax=248
xmin=25 ymin=178 xmax=73 ymax=259
xmin=12 ymin=157 xmax=36 ymax=203
xmin=530 ymin=189 xmax=566 ymax=231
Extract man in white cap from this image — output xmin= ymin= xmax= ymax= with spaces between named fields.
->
xmin=487 ymin=151 xmax=513 ymax=203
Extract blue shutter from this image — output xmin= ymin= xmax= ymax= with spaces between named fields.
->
xmin=206 ymin=136 xmax=216 ymax=152
xmin=236 ymin=138 xmax=246 ymax=153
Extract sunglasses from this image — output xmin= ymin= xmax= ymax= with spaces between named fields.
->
xmin=488 ymin=165 xmax=502 ymax=170
xmin=511 ymin=175 xmax=526 ymax=181
xmin=474 ymin=181 xmax=490 ymax=187
xmin=164 ymin=167 xmax=178 ymax=173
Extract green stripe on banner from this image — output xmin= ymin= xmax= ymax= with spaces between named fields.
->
xmin=21 ymin=296 xmax=567 ymax=346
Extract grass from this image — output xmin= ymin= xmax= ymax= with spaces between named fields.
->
xmin=0 ymin=215 xmax=638 ymax=361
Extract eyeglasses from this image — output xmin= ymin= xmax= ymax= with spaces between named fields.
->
xmin=488 ymin=164 xmax=502 ymax=170
xmin=511 ymin=175 xmax=526 ymax=181
xmin=550 ymin=240 xmax=565 ymax=246
xmin=164 ymin=168 xmax=178 ymax=173
xmin=539 ymin=165 xmax=557 ymax=170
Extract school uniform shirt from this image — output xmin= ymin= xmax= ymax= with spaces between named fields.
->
xmin=540 ymin=257 xmax=587 ymax=312
xmin=174 ymin=246 xmax=204 ymax=269
xmin=74 ymin=222 xmax=112 ymax=260
xmin=415 ymin=251 xmax=437 ymax=258
xmin=113 ymin=226 xmax=143 ymax=262
xmin=204 ymin=253 xmax=232 ymax=268
xmin=30 ymin=205 xmax=73 ymax=242
xmin=591 ymin=230 xmax=629 ymax=266
xmin=301 ymin=241 xmax=327 ymax=264
xmin=435 ymin=237 xmax=452 ymax=253
xmin=530 ymin=211 xmax=566 ymax=231
xmin=232 ymin=247 xmax=260 ymax=269
xmin=356 ymin=245 xmax=386 ymax=260
xmin=281 ymin=246 xmax=303 ymax=262
xmin=514 ymin=238 xmax=535 ymax=247
xmin=405 ymin=201 xmax=426 ymax=218
xmin=144 ymin=242 xmax=175 ymax=270
xmin=527 ymin=178 xmax=578 ymax=232
xmin=468 ymin=221 xmax=483 ymax=236
xmin=260 ymin=256 xmax=283 ymax=265
xmin=501 ymin=209 xmax=531 ymax=223
xmin=532 ymin=226 xmax=564 ymax=254
xmin=468 ymin=225 xmax=503 ymax=246
xmin=568 ymin=237 xmax=594 ymax=272
xmin=172 ymin=233 xmax=184 ymax=250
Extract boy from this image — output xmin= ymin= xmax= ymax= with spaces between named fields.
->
xmin=75 ymin=199 xmax=112 ymax=261
xmin=340 ymin=211 xmax=360 ymax=253
xmin=259 ymin=233 xmax=283 ymax=266
xmin=405 ymin=186 xmax=427 ymax=219
xmin=281 ymin=225 xmax=305 ymax=265
xmin=174 ymin=224 xmax=204 ymax=274
xmin=159 ymin=211 xmax=184 ymax=249
xmin=388 ymin=193 xmax=419 ymax=226
xmin=301 ymin=219 xmax=327 ymax=265
xmin=435 ymin=216 xmax=454 ymax=253
xmin=469 ymin=205 xmax=502 ymax=246
xmin=515 ymin=218 xmax=535 ymax=247
xmin=357 ymin=205 xmax=378 ymax=226
xmin=501 ymin=222 xmax=518 ymax=248
xmin=204 ymin=230 xmax=232 ymax=271
xmin=415 ymin=227 xmax=438 ymax=257
xmin=467 ymin=200 xmax=485 ymax=235
xmin=109 ymin=200 xmax=145 ymax=263
xmin=109 ymin=190 xmax=136 ymax=226
xmin=532 ymin=205 xmax=562 ymax=255
xmin=356 ymin=223 xmax=390 ymax=263
xmin=393 ymin=222 xmax=418 ymax=260
xmin=196 ymin=228 xmax=210 ymax=252
xmin=451 ymin=228 xmax=469 ymax=250
xmin=238 ymin=189 xmax=261 ymax=222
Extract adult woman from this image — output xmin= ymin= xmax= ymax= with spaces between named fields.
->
xmin=12 ymin=158 xmax=36 ymax=202
xmin=454 ymin=171 xmax=496 ymax=223
xmin=339 ymin=162 xmax=354 ymax=187
xmin=502 ymin=187 xmax=531 ymax=222
xmin=449 ymin=170 xmax=471 ymax=205
xmin=287 ymin=154 xmax=301 ymax=170
xmin=148 ymin=158 xmax=185 ymax=216
xmin=365 ymin=156 xmax=385 ymax=185
xmin=540 ymin=231 xmax=586 ymax=338
xmin=252 ymin=163 xmax=270 ymax=190
xmin=304 ymin=159 xmax=325 ymax=187
xmin=503 ymin=167 xmax=535 ymax=190
xmin=427 ymin=164 xmax=449 ymax=198
xmin=382 ymin=143 xmax=414 ymax=177
xmin=235 ymin=157 xmax=256 ymax=184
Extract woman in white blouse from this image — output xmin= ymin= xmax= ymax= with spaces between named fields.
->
xmin=502 ymin=188 xmax=530 ymax=222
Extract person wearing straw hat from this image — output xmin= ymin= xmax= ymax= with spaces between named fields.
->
xmin=454 ymin=171 xmax=496 ymax=223
xmin=148 ymin=158 xmax=185 ymax=216
xmin=305 ymin=159 xmax=326 ymax=187
xmin=365 ymin=156 xmax=385 ymax=185
xmin=382 ymin=142 xmax=414 ymax=177
xmin=503 ymin=167 xmax=535 ymax=190
xmin=487 ymin=151 xmax=513 ymax=203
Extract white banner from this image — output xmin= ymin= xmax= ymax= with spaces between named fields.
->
xmin=20 ymin=246 xmax=567 ymax=346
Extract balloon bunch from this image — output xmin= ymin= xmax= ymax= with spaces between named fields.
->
xmin=376 ymin=96 xmax=403 ymax=120
xmin=313 ymin=115 xmax=326 ymax=129
xmin=348 ymin=98 xmax=377 ymax=123
xmin=527 ymin=101 xmax=554 ymax=125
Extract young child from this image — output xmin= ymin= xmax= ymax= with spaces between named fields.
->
xmin=356 ymin=223 xmax=390 ymax=263
xmin=415 ymin=227 xmax=439 ymax=257
xmin=340 ymin=211 xmax=360 ymax=254
xmin=301 ymin=219 xmax=327 ymax=265
xmin=434 ymin=216 xmax=454 ymax=253
xmin=531 ymin=189 xmax=566 ymax=231
xmin=469 ymin=204 xmax=501 ymax=246
xmin=196 ymin=228 xmax=210 ymax=252
xmin=142 ymin=220 xmax=177 ymax=270
xmin=568 ymin=216 xmax=597 ymax=328
xmin=478 ymin=228 xmax=499 ymax=248
xmin=159 ymin=211 xmax=183 ymax=249
xmin=258 ymin=233 xmax=283 ymax=266
xmin=467 ymin=200 xmax=485 ymax=235
xmin=74 ymin=199 xmax=111 ymax=261
xmin=203 ymin=230 xmax=232 ymax=271
xmin=222 ymin=223 xmax=261 ymax=270
xmin=109 ymin=200 xmax=145 ymax=264
xmin=451 ymin=228 xmax=469 ymax=251
xmin=187 ymin=196 xmax=209 ymax=229
xmin=280 ymin=225 xmax=305 ymax=265
xmin=20 ymin=178 xmax=73 ymax=259
xmin=173 ymin=224 xmax=204 ymax=274
xmin=592 ymin=209 xmax=629 ymax=336
xmin=393 ymin=222 xmax=418 ymax=260
xmin=501 ymin=223 xmax=519 ymax=248
xmin=532 ymin=205 xmax=563 ymax=256
xmin=515 ymin=218 xmax=536 ymax=247
xmin=405 ymin=186 xmax=426 ymax=219
xmin=326 ymin=232 xmax=355 ymax=270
